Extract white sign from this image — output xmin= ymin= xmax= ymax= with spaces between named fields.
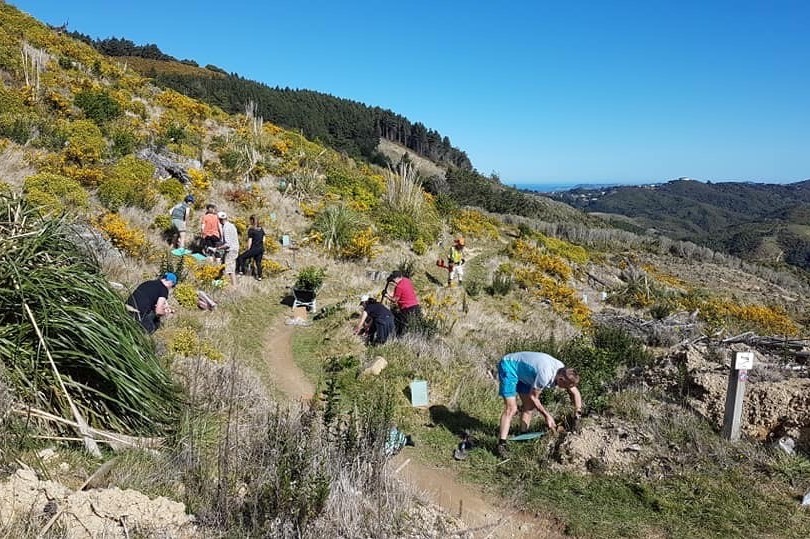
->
xmin=734 ymin=352 xmax=754 ymax=370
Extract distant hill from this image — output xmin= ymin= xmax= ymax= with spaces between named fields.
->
xmin=551 ymin=179 xmax=810 ymax=270
xmin=63 ymin=29 xmax=472 ymax=171
xmin=55 ymin=28 xmax=596 ymax=222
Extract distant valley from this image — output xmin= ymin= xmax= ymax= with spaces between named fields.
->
xmin=547 ymin=178 xmax=810 ymax=272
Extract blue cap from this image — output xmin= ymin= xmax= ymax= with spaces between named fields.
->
xmin=184 ymin=194 xmax=195 ymax=203
xmin=163 ymin=272 xmax=178 ymax=285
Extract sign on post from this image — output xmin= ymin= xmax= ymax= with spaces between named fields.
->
xmin=722 ymin=351 xmax=753 ymax=441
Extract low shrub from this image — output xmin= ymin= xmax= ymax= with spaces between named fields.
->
xmin=450 ymin=209 xmax=500 ymax=240
xmin=0 ymin=112 xmax=38 ymax=144
xmin=98 ymin=155 xmax=157 ymax=211
xmin=173 ymin=282 xmax=198 ymax=309
xmin=411 ymin=238 xmax=428 ymax=255
xmin=158 ymin=178 xmax=186 ymax=202
xmin=74 ymin=89 xmax=122 ymax=124
xmin=193 ymin=263 xmax=224 ymax=287
xmin=261 ymin=259 xmax=287 ymax=276
xmin=95 ymin=212 xmax=148 ymax=258
xmin=488 ymin=266 xmax=514 ymax=296
xmin=294 ymin=266 xmax=325 ymax=292
xmin=341 ymin=227 xmax=379 ymax=261
xmin=23 ymin=172 xmax=89 ymax=213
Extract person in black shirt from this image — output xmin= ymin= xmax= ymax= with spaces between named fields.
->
xmin=355 ymin=295 xmax=395 ymax=345
xmin=125 ymin=273 xmax=177 ymax=333
xmin=236 ymin=215 xmax=266 ymax=280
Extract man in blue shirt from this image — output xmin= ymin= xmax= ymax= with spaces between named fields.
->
xmin=496 ymin=351 xmax=582 ymax=457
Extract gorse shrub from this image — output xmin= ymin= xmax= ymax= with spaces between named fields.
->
xmin=96 ymin=212 xmax=148 ymax=257
xmin=341 ymin=227 xmax=379 ymax=261
xmin=509 ymin=239 xmax=572 ymax=280
xmin=173 ymin=282 xmax=198 ymax=309
xmin=261 ymin=258 xmax=287 ymax=276
xmin=61 ymin=119 xmax=105 ymax=170
xmin=450 ymin=209 xmax=500 ymax=240
xmin=23 ymin=172 xmax=88 ymax=213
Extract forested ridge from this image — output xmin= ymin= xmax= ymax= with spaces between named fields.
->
xmin=56 ymin=28 xmax=592 ymax=222
xmin=63 ymin=29 xmax=472 ymax=170
xmin=555 ymin=179 xmax=810 ymax=270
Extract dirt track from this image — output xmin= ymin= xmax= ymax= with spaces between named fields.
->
xmin=264 ymin=313 xmax=561 ymax=539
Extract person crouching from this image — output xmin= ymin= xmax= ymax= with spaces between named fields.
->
xmin=355 ymin=295 xmax=395 ymax=345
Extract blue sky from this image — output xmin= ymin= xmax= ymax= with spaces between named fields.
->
xmin=11 ymin=1 xmax=810 ymax=185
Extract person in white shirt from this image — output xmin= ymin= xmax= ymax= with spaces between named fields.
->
xmin=218 ymin=212 xmax=239 ymax=286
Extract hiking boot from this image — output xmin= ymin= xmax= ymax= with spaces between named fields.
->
xmin=495 ymin=441 xmax=509 ymax=458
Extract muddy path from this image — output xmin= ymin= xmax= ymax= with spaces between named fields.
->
xmin=263 ymin=313 xmax=561 ymax=538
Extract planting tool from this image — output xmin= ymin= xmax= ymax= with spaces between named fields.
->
xmin=508 ymin=431 xmax=545 ymax=442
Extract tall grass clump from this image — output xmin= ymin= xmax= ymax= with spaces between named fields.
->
xmin=313 ymin=203 xmax=362 ymax=254
xmin=378 ymin=162 xmax=440 ymax=241
xmin=0 ymin=194 xmax=180 ymax=434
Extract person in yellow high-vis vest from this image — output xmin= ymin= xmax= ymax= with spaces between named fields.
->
xmin=447 ymin=236 xmax=466 ymax=287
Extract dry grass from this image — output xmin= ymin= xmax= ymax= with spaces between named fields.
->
xmin=0 ymin=145 xmax=35 ymax=189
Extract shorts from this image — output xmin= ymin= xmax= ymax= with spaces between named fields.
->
xmin=449 ymin=264 xmax=464 ymax=281
xmin=224 ymin=250 xmax=237 ymax=274
xmin=497 ymin=359 xmax=531 ymax=398
xmin=172 ymin=218 xmax=187 ymax=232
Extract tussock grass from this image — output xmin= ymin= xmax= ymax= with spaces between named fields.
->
xmin=0 ymin=195 xmax=180 ymax=434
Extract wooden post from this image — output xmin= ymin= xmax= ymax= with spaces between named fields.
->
xmin=722 ymin=351 xmax=753 ymax=441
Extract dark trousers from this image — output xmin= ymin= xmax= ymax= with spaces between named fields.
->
xmin=394 ymin=305 xmax=422 ymax=336
xmin=236 ymin=247 xmax=264 ymax=277
xmin=369 ymin=316 xmax=395 ymax=345
xmin=130 ymin=310 xmax=159 ymax=334
xmin=202 ymin=235 xmax=221 ymax=252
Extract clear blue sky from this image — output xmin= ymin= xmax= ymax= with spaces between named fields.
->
xmin=11 ymin=0 xmax=810 ymax=185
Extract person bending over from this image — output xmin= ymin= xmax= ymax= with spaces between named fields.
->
xmin=355 ymin=295 xmax=395 ymax=345
xmin=126 ymin=272 xmax=177 ymax=333
xmin=495 ymin=351 xmax=582 ymax=457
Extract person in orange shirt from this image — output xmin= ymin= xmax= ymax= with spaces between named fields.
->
xmin=200 ymin=204 xmax=222 ymax=253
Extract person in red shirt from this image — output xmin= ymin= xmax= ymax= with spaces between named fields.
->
xmin=384 ymin=271 xmax=422 ymax=335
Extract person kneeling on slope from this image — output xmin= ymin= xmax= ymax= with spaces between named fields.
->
xmin=495 ymin=351 xmax=582 ymax=458
xmin=355 ymin=295 xmax=395 ymax=345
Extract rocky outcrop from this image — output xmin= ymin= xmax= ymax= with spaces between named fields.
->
xmin=136 ymin=148 xmax=198 ymax=183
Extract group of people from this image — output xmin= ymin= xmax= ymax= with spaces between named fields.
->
xmin=353 ymin=236 xmax=466 ymax=345
xmin=354 ymin=270 xmax=423 ymax=345
xmin=132 ymin=211 xmax=582 ymax=455
xmin=169 ymin=197 xmax=267 ymax=284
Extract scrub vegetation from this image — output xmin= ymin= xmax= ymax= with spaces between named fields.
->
xmin=0 ymin=4 xmax=808 ymax=538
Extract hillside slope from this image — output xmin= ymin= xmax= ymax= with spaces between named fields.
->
xmin=552 ymin=179 xmax=810 ymax=271
xmin=1 ymin=4 xmax=810 ymax=538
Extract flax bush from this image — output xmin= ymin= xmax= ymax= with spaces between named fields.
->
xmin=0 ymin=194 xmax=180 ymax=434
